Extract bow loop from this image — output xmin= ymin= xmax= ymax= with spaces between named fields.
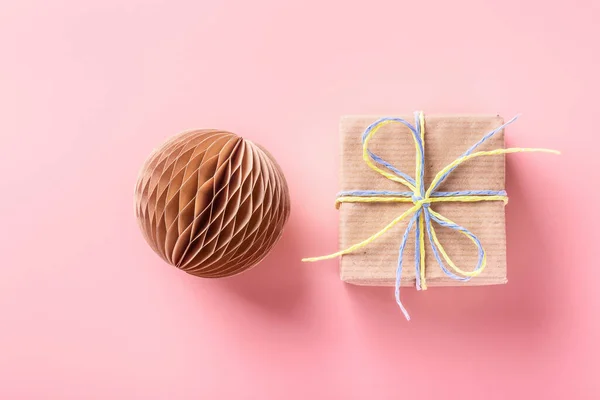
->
xmin=361 ymin=113 xmax=425 ymax=194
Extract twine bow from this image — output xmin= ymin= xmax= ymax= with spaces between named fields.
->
xmin=303 ymin=111 xmax=559 ymax=320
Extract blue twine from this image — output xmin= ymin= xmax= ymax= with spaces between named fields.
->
xmin=430 ymin=115 xmax=520 ymax=192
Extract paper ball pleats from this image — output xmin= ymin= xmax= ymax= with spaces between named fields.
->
xmin=135 ymin=129 xmax=290 ymax=278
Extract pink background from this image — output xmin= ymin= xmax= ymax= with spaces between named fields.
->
xmin=1 ymin=0 xmax=598 ymax=398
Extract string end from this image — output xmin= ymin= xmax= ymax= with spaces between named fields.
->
xmin=396 ymin=294 xmax=411 ymax=321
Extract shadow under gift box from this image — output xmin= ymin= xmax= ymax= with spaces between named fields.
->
xmin=339 ymin=115 xmax=507 ymax=287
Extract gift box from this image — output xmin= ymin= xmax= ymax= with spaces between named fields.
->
xmin=338 ymin=114 xmax=507 ymax=287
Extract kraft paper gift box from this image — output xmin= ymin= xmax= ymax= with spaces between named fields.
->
xmin=339 ymin=115 xmax=506 ymax=286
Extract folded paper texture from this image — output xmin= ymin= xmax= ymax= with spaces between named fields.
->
xmin=339 ymin=115 xmax=507 ymax=286
xmin=135 ymin=130 xmax=290 ymax=278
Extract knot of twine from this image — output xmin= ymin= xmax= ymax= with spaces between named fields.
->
xmin=303 ymin=111 xmax=559 ymax=320
xmin=411 ymin=195 xmax=430 ymax=208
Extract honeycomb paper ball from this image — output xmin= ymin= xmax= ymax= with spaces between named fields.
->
xmin=134 ymin=129 xmax=291 ymax=278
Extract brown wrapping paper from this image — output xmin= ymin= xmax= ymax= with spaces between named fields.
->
xmin=339 ymin=115 xmax=506 ymax=286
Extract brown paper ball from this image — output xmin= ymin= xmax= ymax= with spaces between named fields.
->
xmin=134 ymin=129 xmax=290 ymax=278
